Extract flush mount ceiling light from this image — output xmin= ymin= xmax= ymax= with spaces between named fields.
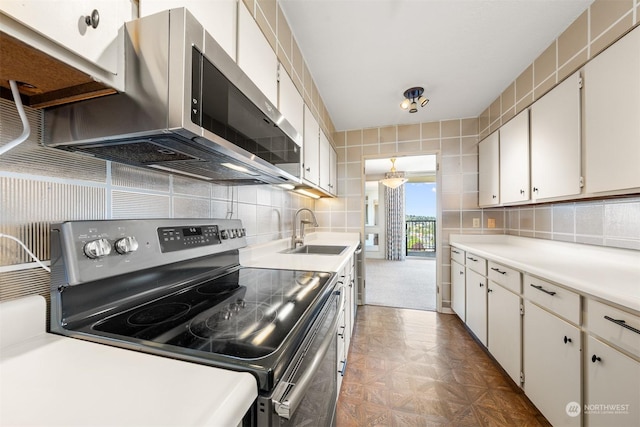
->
xmin=380 ymin=158 xmax=408 ymax=188
xmin=400 ymin=87 xmax=429 ymax=113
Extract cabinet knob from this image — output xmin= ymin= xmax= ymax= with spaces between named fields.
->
xmin=488 ymin=288 xmax=493 ymax=293
xmin=479 ymin=283 xmax=484 ymax=287
xmin=532 ymin=187 xmax=539 ymax=193
xmin=492 ymin=194 xmax=497 ymax=199
xmin=85 ymin=9 xmax=100 ymax=29
xmin=591 ymin=354 xmax=602 ymax=363
xmin=520 ymin=189 xmax=525 ymax=195
xmin=563 ymin=335 xmax=572 ymax=344
xmin=305 ymin=167 xmax=311 ymax=172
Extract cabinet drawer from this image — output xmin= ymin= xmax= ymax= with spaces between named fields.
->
xmin=587 ymin=299 xmax=640 ymax=358
xmin=465 ymin=253 xmax=487 ymax=276
xmin=488 ymin=261 xmax=521 ymax=294
xmin=524 ymin=275 xmax=580 ymax=325
xmin=451 ymin=247 xmax=465 ymax=264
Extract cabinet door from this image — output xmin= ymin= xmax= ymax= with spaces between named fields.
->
xmin=499 ymin=109 xmax=530 ymax=204
xmin=488 ymin=282 xmax=521 ymax=386
xmin=478 ymin=131 xmax=500 ymax=207
xmin=336 ymin=308 xmax=346 ymax=393
xmin=585 ymin=335 xmax=640 ymax=427
xmin=584 ymin=26 xmax=640 ymax=194
xmin=451 ymin=261 xmax=466 ymax=321
xmin=278 ymin=67 xmax=304 ymax=143
xmin=524 ymin=301 xmax=581 ymax=427
xmin=139 ymin=0 xmax=237 ymax=60
xmin=237 ymin=2 xmax=278 ymax=105
xmin=1 ymin=0 xmax=130 ymax=74
xmin=530 ymin=72 xmax=582 ymax=200
xmin=329 ymin=146 xmax=338 ymax=196
xmin=465 ymin=269 xmax=487 ymax=346
xmin=319 ymin=131 xmax=331 ymax=192
xmin=303 ymin=105 xmax=320 ymax=185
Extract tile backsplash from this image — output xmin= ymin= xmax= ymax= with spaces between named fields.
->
xmin=505 ymin=197 xmax=640 ymax=250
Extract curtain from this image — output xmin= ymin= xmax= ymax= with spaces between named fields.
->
xmin=384 ymin=184 xmax=406 ymax=261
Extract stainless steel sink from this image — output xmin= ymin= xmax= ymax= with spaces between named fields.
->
xmin=282 ymin=245 xmax=348 ymax=255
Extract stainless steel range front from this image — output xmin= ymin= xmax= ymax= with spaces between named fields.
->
xmin=49 ymin=219 xmax=342 ymax=426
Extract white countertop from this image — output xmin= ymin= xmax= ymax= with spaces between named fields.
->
xmin=0 ymin=295 xmax=257 ymax=427
xmin=239 ymin=232 xmax=361 ymax=273
xmin=449 ymin=235 xmax=640 ymax=313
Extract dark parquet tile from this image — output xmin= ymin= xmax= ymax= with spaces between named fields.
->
xmin=336 ymin=306 xmax=551 ymax=427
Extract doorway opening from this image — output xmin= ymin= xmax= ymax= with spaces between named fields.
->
xmin=362 ymin=154 xmax=439 ymax=312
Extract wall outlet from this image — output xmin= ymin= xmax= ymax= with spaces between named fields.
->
xmin=473 ymin=218 xmax=480 ymax=228
xmin=488 ymin=218 xmax=496 ymax=228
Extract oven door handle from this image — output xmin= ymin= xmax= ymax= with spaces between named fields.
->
xmin=274 ymin=285 xmax=345 ymax=420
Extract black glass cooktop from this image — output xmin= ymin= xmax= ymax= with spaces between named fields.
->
xmin=92 ymin=268 xmax=332 ymax=359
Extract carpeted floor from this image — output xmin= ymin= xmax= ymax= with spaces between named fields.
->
xmin=364 ymin=258 xmax=436 ymax=311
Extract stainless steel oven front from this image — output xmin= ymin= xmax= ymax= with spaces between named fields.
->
xmin=258 ymin=283 xmax=344 ymax=426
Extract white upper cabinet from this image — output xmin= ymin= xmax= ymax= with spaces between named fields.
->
xmin=1 ymin=0 xmax=131 ymax=77
xmin=478 ymin=131 xmax=500 ymax=207
xmin=584 ymin=25 xmax=640 ymax=194
xmin=530 ymin=72 xmax=582 ymax=201
xmin=139 ymin=0 xmax=237 ymax=61
xmin=319 ymin=131 xmax=337 ymax=194
xmin=329 ymin=145 xmax=337 ymax=196
xmin=237 ymin=2 xmax=278 ymax=106
xmin=303 ymin=105 xmax=320 ymax=185
xmin=499 ymin=109 xmax=530 ymax=204
xmin=278 ymin=67 xmax=304 ymax=144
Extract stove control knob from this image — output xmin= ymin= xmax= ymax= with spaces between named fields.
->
xmin=115 ymin=236 xmax=139 ymax=255
xmin=220 ymin=229 xmax=229 ymax=240
xmin=83 ymin=238 xmax=112 ymax=259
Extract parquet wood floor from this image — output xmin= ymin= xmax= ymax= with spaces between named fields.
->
xmin=336 ymin=306 xmax=551 ymax=427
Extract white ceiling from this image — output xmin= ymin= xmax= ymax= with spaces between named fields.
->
xmin=279 ymin=0 xmax=594 ymax=131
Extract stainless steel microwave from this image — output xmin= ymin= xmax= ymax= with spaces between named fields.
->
xmin=45 ymin=8 xmax=302 ymax=185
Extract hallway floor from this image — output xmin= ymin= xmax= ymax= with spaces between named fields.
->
xmin=335 ymin=306 xmax=551 ymax=427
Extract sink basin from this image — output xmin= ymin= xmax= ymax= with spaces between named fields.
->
xmin=282 ymin=245 xmax=348 ymax=255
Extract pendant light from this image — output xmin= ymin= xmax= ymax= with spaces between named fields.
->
xmin=380 ymin=158 xmax=408 ymax=188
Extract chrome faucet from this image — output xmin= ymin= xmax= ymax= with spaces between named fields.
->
xmin=292 ymin=208 xmax=319 ymax=248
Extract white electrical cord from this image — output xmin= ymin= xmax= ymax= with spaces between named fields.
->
xmin=0 ymin=233 xmax=51 ymax=273
xmin=0 ymin=80 xmax=31 ymax=156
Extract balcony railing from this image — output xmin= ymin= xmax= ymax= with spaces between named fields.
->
xmin=406 ymin=219 xmax=436 ymax=257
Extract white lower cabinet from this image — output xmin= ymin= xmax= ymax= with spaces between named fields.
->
xmin=451 ymin=260 xmax=466 ymax=321
xmin=585 ymin=335 xmax=640 ymax=427
xmin=336 ymin=307 xmax=346 ymax=393
xmin=465 ymin=269 xmax=487 ymax=346
xmin=488 ymin=282 xmax=521 ymax=385
xmin=524 ymin=300 xmax=581 ymax=427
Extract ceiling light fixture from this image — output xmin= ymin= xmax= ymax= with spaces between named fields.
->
xmin=400 ymin=87 xmax=429 ymax=113
xmin=380 ymin=158 xmax=408 ymax=188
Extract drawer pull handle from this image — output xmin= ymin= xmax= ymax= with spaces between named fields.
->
xmin=338 ymin=360 xmax=347 ymax=376
xmin=530 ymin=284 xmax=556 ymax=296
xmin=491 ymin=267 xmax=507 ymax=275
xmin=591 ymin=354 xmax=602 ymax=363
xmin=452 ymin=250 xmax=460 ymax=254
xmin=563 ymin=336 xmax=572 ymax=344
xmin=466 ymin=257 xmax=478 ymax=262
xmin=604 ymin=316 xmax=640 ymax=335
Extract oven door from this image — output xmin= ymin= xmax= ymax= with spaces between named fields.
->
xmin=257 ymin=283 xmax=344 ymax=427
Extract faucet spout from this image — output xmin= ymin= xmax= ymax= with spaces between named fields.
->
xmin=292 ymin=208 xmax=319 ymax=247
